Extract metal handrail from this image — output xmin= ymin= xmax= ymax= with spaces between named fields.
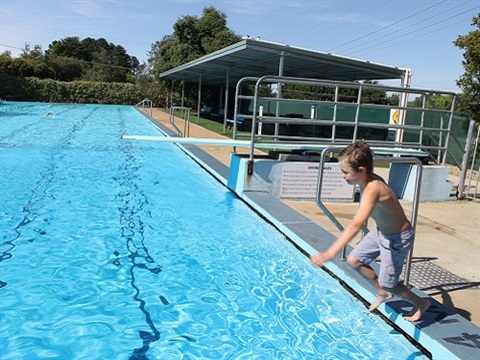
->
xmin=464 ymin=124 xmax=480 ymax=201
xmin=135 ymin=98 xmax=153 ymax=118
xmin=232 ymin=77 xmax=260 ymax=140
xmin=315 ymin=145 xmax=423 ymax=286
xmin=315 ymin=147 xmax=348 ymax=235
xmin=235 ymin=75 xmax=475 ymax=198
xmin=169 ymin=106 xmax=191 ymax=137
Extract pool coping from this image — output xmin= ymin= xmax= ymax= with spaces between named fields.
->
xmin=146 ymin=114 xmax=480 ymax=360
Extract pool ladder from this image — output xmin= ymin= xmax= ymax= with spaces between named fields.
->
xmin=135 ymin=98 xmax=153 ymax=118
xmin=169 ymin=106 xmax=191 ymax=137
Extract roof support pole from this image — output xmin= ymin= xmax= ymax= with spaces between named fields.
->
xmin=275 ymin=51 xmax=285 ymax=138
xmin=181 ymin=79 xmax=185 ymax=107
xmin=197 ymin=75 xmax=202 ymax=124
xmin=168 ymin=80 xmax=174 ymax=109
xmin=223 ymin=68 xmax=230 ymax=133
xmin=396 ymin=69 xmax=412 ymax=144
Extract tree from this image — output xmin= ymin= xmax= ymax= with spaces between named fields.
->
xmin=45 ymin=55 xmax=85 ymax=82
xmin=46 ymin=37 xmax=88 ymax=61
xmin=413 ymin=93 xmax=454 ymax=110
xmin=0 ymin=51 xmax=54 ymax=79
xmin=454 ymin=14 xmax=480 ymax=120
xmin=148 ymin=6 xmax=241 ymax=77
xmin=20 ymin=43 xmax=44 ymax=61
xmin=147 ymin=6 xmax=241 ymax=108
xmin=45 ymin=37 xmax=139 ymax=83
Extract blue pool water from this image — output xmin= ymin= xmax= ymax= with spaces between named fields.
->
xmin=0 ymin=102 xmax=428 ymax=359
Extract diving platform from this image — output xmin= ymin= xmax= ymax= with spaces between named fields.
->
xmin=121 ymin=135 xmax=430 ymax=157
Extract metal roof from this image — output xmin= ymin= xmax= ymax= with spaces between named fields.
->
xmin=159 ymin=38 xmax=409 ymax=86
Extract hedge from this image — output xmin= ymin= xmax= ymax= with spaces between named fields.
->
xmin=0 ymin=74 xmax=145 ymax=105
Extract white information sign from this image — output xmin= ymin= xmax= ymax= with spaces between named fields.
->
xmin=279 ymin=162 xmax=355 ymax=201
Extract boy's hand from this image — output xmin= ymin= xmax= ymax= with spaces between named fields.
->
xmin=310 ymin=252 xmax=332 ymax=267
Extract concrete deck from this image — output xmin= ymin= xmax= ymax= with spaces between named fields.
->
xmin=136 ymin=107 xmax=480 ymax=358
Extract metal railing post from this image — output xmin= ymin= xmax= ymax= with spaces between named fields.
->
xmin=316 ymin=146 xmax=348 ymax=259
xmin=169 ymin=106 xmax=190 ymax=137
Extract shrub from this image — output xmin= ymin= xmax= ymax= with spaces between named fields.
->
xmin=0 ymin=74 xmax=145 ymax=104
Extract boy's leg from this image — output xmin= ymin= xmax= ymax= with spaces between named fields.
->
xmin=384 ymin=283 xmax=430 ymax=322
xmin=347 ymin=255 xmax=393 ymax=311
xmin=348 ymin=255 xmax=429 ymax=319
xmin=378 ymin=227 xmax=430 ymax=321
xmin=348 ymin=227 xmax=392 ymax=310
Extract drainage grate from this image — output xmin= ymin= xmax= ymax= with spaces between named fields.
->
xmin=406 ymin=258 xmax=479 ymax=294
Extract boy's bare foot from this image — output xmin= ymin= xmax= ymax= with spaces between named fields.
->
xmin=369 ymin=292 xmax=393 ymax=311
xmin=404 ymin=299 xmax=430 ymax=322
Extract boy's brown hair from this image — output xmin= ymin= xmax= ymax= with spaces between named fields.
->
xmin=338 ymin=141 xmax=373 ymax=174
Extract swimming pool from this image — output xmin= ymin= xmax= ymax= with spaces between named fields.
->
xmin=0 ymin=102 xmax=428 ymax=359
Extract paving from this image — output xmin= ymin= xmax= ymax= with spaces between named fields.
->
xmin=137 ymin=107 xmax=480 ymax=358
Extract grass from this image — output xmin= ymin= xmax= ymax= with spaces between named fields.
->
xmin=182 ymin=112 xmax=252 ymax=139
xmin=188 ymin=115 xmax=226 ymax=134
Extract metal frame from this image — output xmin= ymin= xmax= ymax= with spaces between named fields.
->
xmin=232 ymin=75 xmax=475 ymax=199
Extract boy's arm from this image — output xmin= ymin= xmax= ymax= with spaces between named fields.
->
xmin=311 ymin=184 xmax=379 ymax=267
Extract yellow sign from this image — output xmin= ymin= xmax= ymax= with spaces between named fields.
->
xmin=391 ymin=110 xmax=399 ymax=124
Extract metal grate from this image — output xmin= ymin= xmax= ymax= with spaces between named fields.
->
xmin=406 ymin=258 xmax=479 ymax=294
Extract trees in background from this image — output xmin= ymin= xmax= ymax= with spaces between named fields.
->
xmin=454 ymin=14 xmax=480 ymax=121
xmin=0 ymin=44 xmax=54 ymax=79
xmin=1 ymin=7 xmax=478 ymax=111
xmin=0 ymin=6 xmax=240 ymax=106
xmin=46 ymin=37 xmax=139 ymax=83
xmin=0 ymin=37 xmax=143 ymax=104
xmin=1 ymin=36 xmax=139 ymax=83
xmin=148 ymin=6 xmax=240 ymax=77
xmin=0 ymin=6 xmax=240 ymax=105
xmin=147 ymin=6 xmax=241 ymax=107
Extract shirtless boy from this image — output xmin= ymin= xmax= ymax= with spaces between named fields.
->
xmin=310 ymin=141 xmax=430 ymax=322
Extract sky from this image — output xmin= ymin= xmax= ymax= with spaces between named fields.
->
xmin=0 ymin=0 xmax=478 ymax=92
